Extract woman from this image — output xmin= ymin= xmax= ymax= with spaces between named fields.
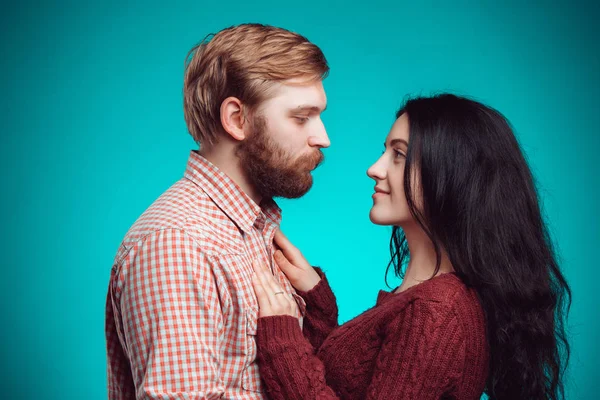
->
xmin=251 ymin=94 xmax=571 ymax=400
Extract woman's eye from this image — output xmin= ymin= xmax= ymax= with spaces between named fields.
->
xmin=394 ymin=150 xmax=405 ymax=159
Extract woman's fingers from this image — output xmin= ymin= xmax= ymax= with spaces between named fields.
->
xmin=274 ymin=230 xmax=311 ymax=269
xmin=274 ymin=229 xmax=292 ymax=251
xmin=274 ymin=246 xmax=321 ymax=293
xmin=274 ymin=230 xmax=301 ymax=261
xmin=261 ymin=263 xmax=293 ymax=312
xmin=274 ymin=250 xmax=302 ymax=284
xmin=253 ymin=259 xmax=297 ymax=317
xmin=252 ymin=262 xmax=273 ymax=317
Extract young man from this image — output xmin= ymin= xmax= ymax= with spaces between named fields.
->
xmin=106 ymin=23 xmax=330 ymax=399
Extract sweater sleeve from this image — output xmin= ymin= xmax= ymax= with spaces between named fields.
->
xmin=255 ymin=315 xmax=340 ymax=400
xmin=296 ymin=268 xmax=338 ymax=350
xmin=365 ymin=300 xmax=466 ymax=400
xmin=256 ymin=300 xmax=467 ymax=400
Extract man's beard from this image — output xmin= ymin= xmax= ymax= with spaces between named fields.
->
xmin=236 ymin=114 xmax=324 ymax=199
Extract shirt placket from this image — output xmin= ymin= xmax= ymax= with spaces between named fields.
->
xmin=251 ymin=213 xmax=274 ymax=274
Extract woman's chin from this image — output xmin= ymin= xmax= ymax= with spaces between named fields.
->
xmin=369 ymin=209 xmax=409 ymax=227
xmin=369 ymin=211 xmax=392 ymax=226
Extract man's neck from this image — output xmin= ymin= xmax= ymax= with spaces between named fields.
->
xmin=198 ymin=146 xmax=262 ymax=205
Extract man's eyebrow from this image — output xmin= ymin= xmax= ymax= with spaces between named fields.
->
xmin=292 ymin=104 xmax=327 ymax=112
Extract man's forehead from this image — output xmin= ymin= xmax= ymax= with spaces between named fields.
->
xmin=270 ymin=80 xmax=327 ymax=106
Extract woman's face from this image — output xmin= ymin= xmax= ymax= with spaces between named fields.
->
xmin=367 ymin=114 xmax=417 ymax=226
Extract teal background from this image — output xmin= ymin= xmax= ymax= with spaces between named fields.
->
xmin=2 ymin=1 xmax=598 ymax=399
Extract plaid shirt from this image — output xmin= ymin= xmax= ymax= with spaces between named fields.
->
xmin=106 ymin=151 xmax=305 ymax=399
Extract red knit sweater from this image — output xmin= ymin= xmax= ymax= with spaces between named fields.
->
xmin=255 ymin=271 xmax=489 ymax=400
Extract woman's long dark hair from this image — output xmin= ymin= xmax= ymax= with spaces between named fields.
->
xmin=387 ymin=94 xmax=571 ymax=400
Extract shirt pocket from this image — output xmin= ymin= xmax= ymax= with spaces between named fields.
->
xmin=240 ymin=291 xmax=307 ymax=393
xmin=241 ymin=306 xmax=264 ymax=393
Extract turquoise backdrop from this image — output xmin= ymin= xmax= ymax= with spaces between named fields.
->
xmin=2 ymin=1 xmax=598 ymax=399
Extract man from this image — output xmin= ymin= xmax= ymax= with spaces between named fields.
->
xmin=105 ymin=23 xmax=330 ymax=399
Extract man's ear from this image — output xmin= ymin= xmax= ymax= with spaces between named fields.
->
xmin=220 ymin=97 xmax=248 ymax=141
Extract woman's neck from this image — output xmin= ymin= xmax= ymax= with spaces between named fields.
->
xmin=395 ymin=225 xmax=454 ymax=293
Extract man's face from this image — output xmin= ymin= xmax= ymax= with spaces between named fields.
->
xmin=237 ymin=80 xmax=330 ymax=199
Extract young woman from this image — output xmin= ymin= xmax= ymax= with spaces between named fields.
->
xmin=251 ymin=93 xmax=571 ymax=400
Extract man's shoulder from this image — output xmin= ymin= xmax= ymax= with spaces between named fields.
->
xmin=115 ymin=178 xmax=245 ymax=262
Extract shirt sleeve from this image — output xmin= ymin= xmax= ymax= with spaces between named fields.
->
xmin=112 ymin=228 xmax=226 ymax=399
xmin=255 ymin=300 xmax=466 ymax=400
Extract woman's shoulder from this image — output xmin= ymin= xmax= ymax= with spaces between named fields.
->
xmin=411 ymin=272 xmax=475 ymax=300
xmin=394 ymin=273 xmax=485 ymax=324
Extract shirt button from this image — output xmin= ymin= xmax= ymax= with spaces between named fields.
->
xmin=254 ymin=214 xmax=265 ymax=231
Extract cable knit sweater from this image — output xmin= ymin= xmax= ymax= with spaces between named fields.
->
xmin=255 ymin=271 xmax=489 ymax=400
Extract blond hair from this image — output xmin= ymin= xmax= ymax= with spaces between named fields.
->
xmin=183 ymin=23 xmax=329 ymax=146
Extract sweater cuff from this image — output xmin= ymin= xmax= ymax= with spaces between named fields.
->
xmin=296 ymin=268 xmax=337 ymax=314
xmin=257 ymin=315 xmax=305 ymax=344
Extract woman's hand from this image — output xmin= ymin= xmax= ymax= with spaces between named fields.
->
xmin=273 ymin=230 xmax=321 ymax=292
xmin=252 ymin=260 xmax=299 ymax=318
